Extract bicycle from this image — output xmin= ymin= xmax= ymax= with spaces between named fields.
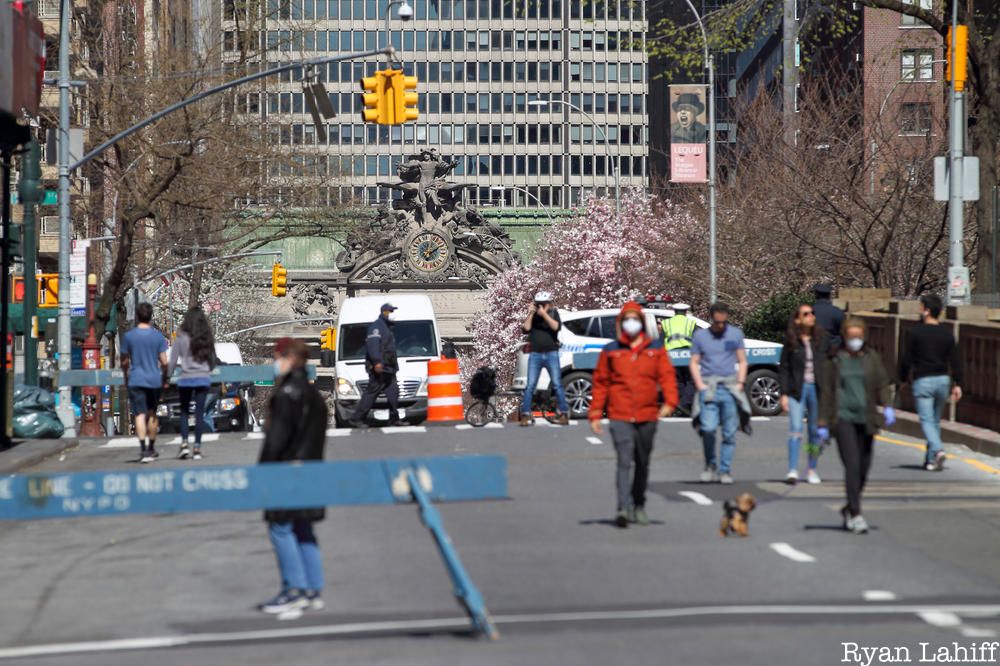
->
xmin=465 ymin=388 xmax=560 ymax=427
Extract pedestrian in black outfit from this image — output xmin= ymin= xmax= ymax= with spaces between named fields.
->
xmin=258 ymin=338 xmax=329 ymax=615
xmin=349 ymin=302 xmax=406 ymax=427
xmin=812 ymin=284 xmax=845 ymax=348
xmin=818 ymin=318 xmax=894 ymax=535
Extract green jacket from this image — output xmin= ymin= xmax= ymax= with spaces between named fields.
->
xmin=818 ymin=349 xmax=892 ymax=435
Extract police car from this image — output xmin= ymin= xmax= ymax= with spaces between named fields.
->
xmin=512 ymin=307 xmax=783 ymax=419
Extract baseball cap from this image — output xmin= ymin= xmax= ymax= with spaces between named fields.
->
xmin=381 ymin=302 xmax=398 ymax=312
xmin=534 ymin=291 xmax=554 ymax=303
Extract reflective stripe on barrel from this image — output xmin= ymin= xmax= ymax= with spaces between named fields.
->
xmin=427 ymin=358 xmax=464 ymax=422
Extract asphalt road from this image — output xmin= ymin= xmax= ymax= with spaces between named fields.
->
xmin=2 ymin=416 xmax=1000 ymax=666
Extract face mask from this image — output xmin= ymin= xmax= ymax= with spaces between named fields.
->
xmin=386 ymin=312 xmax=397 ymax=323
xmin=845 ymin=338 xmax=864 ymax=353
xmin=622 ymin=319 xmax=643 ymax=338
xmin=273 ymin=360 xmax=286 ymax=378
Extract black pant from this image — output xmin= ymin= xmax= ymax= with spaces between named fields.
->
xmin=609 ymin=421 xmax=657 ymax=511
xmin=351 ymin=370 xmax=400 ymax=421
xmin=179 ymin=385 xmax=209 ymax=445
xmin=835 ymin=420 xmax=874 ymax=518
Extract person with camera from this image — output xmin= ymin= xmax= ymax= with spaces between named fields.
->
xmin=520 ymin=291 xmax=570 ymax=426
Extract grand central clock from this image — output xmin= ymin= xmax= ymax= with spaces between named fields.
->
xmin=404 ymin=229 xmax=452 ymax=276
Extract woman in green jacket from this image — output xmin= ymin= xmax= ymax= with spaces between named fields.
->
xmin=818 ymin=318 xmax=895 ymax=534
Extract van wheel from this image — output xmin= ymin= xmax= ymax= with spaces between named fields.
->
xmin=562 ymin=371 xmax=593 ymax=420
xmin=747 ymin=369 xmax=782 ymax=416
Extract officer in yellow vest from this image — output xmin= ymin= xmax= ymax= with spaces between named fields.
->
xmin=662 ymin=304 xmax=698 ymax=412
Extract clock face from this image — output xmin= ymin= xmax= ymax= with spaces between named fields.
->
xmin=407 ymin=232 xmax=450 ymax=273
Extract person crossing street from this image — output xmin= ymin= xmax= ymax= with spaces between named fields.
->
xmin=348 ymin=303 xmax=407 ymax=428
xmin=589 ymin=302 xmax=678 ymax=528
xmin=120 ymin=302 xmax=169 ymax=464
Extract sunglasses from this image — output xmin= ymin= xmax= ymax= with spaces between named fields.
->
xmin=800 ymin=310 xmax=815 ymax=316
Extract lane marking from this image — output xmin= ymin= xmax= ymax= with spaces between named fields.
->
xmin=325 ymin=429 xmax=352 ymax=437
xmin=586 ymin=436 xmax=603 ymax=445
xmin=960 ymin=626 xmax=998 ymax=638
xmin=876 ymin=434 xmax=1000 ymax=475
xmin=864 ymin=590 xmax=897 ymax=601
xmin=243 ymin=432 xmax=265 ymax=440
xmin=381 ymin=426 xmax=426 ymax=434
xmin=918 ymin=610 xmax=962 ymax=627
xmin=6 ymin=604 xmax=1000 ymax=660
xmin=678 ymin=491 xmax=713 ymax=506
xmin=455 ymin=423 xmax=504 ymax=430
xmin=101 ymin=434 xmax=221 ymax=449
xmin=659 ymin=416 xmax=770 ymax=423
xmin=769 ymin=542 xmax=816 ymax=563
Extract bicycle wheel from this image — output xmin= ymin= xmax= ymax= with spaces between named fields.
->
xmin=465 ymin=400 xmax=496 ymax=427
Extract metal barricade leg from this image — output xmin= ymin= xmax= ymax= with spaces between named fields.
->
xmin=405 ymin=468 xmax=499 ymax=640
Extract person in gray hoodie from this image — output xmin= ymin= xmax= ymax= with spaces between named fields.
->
xmin=168 ymin=307 xmax=216 ymax=460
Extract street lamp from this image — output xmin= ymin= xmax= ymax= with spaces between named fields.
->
xmin=680 ymin=0 xmax=718 ymax=304
xmin=527 ymin=99 xmax=620 ymax=227
xmin=385 ymin=0 xmax=413 ymax=63
xmin=489 ymin=186 xmax=557 ymax=225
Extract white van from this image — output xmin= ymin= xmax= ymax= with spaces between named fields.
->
xmin=332 ymin=295 xmax=442 ymax=426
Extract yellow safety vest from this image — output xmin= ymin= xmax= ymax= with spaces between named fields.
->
xmin=663 ymin=315 xmax=697 ymax=350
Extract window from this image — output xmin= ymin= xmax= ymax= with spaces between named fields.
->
xmin=900 ymin=102 xmax=932 ymax=134
xmin=901 ymin=49 xmax=934 ymax=81
xmin=901 ymin=0 xmax=932 ymax=26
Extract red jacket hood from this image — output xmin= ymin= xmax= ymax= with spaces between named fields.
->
xmin=616 ymin=301 xmax=649 ymax=347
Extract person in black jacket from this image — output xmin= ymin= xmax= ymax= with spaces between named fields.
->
xmin=779 ymin=304 xmax=829 ymax=485
xmin=257 ymin=338 xmax=329 ymax=615
xmin=348 ymin=303 xmax=406 ymax=427
xmin=812 ymin=284 xmax=844 ymax=348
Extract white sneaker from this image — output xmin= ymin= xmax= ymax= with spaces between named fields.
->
xmin=785 ymin=469 xmax=799 ymax=484
xmin=719 ymin=473 xmax=734 ymax=485
xmin=806 ymin=469 xmax=821 ymax=484
xmin=700 ymin=466 xmax=719 ymax=483
xmin=848 ymin=515 xmax=869 ymax=534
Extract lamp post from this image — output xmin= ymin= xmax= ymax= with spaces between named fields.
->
xmin=946 ymin=0 xmax=969 ymax=305
xmin=527 ymin=99 xmax=620 ymax=227
xmin=681 ymin=0 xmax=718 ymax=304
xmin=489 ymin=186 xmax=557 ymax=225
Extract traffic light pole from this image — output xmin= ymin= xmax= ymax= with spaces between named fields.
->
xmin=1 ymin=149 xmax=12 ymax=447
xmin=946 ymin=0 xmax=969 ymax=305
xmin=18 ymin=141 xmax=41 ymax=387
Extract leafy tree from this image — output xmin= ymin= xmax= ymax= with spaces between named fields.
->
xmin=742 ymin=292 xmax=813 ymax=342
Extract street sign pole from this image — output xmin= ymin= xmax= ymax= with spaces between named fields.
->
xmin=19 ymin=141 xmax=41 ymax=386
xmin=946 ymin=0 xmax=970 ymax=305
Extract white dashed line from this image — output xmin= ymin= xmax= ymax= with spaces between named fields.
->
xmin=325 ymin=429 xmax=352 ymax=437
xmin=863 ymin=590 xmax=897 ymax=602
xmin=586 ymin=436 xmax=603 ymax=445
xmin=959 ymin=626 xmax=998 ymax=638
xmin=101 ymin=434 xmax=221 ymax=449
xmin=381 ymin=426 xmax=426 ymax=434
xmin=769 ymin=542 xmax=816 ymax=563
xmin=918 ymin=611 xmax=962 ymax=628
xmin=243 ymin=432 xmax=265 ymax=440
xmin=678 ymin=491 xmax=713 ymax=506
xmin=454 ymin=423 xmax=504 ymax=430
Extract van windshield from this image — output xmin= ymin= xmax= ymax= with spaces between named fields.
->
xmin=338 ymin=321 xmax=438 ymax=361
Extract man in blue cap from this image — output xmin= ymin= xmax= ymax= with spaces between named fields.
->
xmin=348 ymin=302 xmax=406 ymax=427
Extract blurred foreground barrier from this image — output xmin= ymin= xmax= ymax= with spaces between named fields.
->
xmin=0 ymin=454 xmax=505 ymax=639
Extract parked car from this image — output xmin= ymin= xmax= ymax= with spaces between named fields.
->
xmin=512 ymin=308 xmax=783 ymax=419
xmin=332 ymin=294 xmax=441 ymax=427
xmin=156 ymin=342 xmax=254 ymax=433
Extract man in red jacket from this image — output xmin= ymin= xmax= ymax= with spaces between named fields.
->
xmin=589 ymin=301 xmax=679 ymax=528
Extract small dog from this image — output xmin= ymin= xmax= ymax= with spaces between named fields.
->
xmin=719 ymin=493 xmax=757 ymax=537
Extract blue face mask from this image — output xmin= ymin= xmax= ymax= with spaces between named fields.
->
xmin=273 ymin=361 xmax=285 ymax=378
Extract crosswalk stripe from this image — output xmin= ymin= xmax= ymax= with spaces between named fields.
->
xmin=769 ymin=542 xmax=816 ymax=563
xmin=381 ymin=426 xmax=426 ymax=434
xmin=586 ymin=436 xmax=603 ymax=445
xmin=678 ymin=491 xmax=713 ymax=506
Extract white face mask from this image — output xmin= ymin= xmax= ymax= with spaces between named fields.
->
xmin=273 ymin=360 xmax=285 ymax=378
xmin=622 ymin=319 xmax=643 ymax=338
xmin=845 ymin=338 xmax=864 ymax=353
xmin=386 ymin=312 xmax=397 ymax=323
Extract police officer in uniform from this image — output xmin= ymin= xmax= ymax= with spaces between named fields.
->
xmin=662 ymin=303 xmax=698 ymax=411
xmin=349 ymin=303 xmax=407 ymax=427
xmin=812 ymin=284 xmax=844 ymax=349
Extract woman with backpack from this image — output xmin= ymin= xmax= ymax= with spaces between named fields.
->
xmin=168 ymin=306 xmax=216 ymax=460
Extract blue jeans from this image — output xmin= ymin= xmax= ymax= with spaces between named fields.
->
xmin=787 ymin=382 xmax=820 ymax=471
xmin=268 ymin=520 xmax=324 ymax=593
xmin=913 ymin=375 xmax=951 ymax=462
xmin=521 ymin=350 xmax=570 ymax=414
xmin=700 ymin=385 xmax=738 ymax=474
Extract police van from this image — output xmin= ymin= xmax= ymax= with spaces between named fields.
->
xmin=512 ymin=307 xmax=783 ymax=419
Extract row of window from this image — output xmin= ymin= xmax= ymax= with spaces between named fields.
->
xmin=270 ymin=121 xmax=649 ymax=146
xmin=248 ymin=28 xmax=646 ymax=55
xmin=239 ymin=0 xmax=641 ymax=24
xmin=268 ymin=184 xmax=624 ymax=209
xmin=261 ymin=90 xmax=647 ymax=118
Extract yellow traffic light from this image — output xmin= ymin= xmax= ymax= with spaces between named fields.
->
xmin=271 ymin=263 xmax=288 ymax=297
xmin=946 ymin=25 xmax=968 ymax=92
xmin=320 ymin=327 xmax=336 ymax=351
xmin=393 ymin=73 xmax=419 ymax=123
xmin=361 ymin=70 xmax=392 ymax=124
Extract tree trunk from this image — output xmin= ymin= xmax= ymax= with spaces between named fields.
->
xmin=188 ymin=262 xmax=204 ymax=311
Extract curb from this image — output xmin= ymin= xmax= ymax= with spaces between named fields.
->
xmin=0 ymin=438 xmax=81 ymax=475
xmin=887 ymin=412 xmax=1000 ymax=459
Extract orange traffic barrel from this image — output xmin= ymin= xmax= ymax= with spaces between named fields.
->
xmin=427 ymin=357 xmax=464 ymax=422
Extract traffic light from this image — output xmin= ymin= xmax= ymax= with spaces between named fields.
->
xmin=320 ymin=327 xmax=336 ymax=351
xmin=271 ymin=263 xmax=287 ymax=297
xmin=946 ymin=25 xmax=968 ymax=92
xmin=361 ymin=70 xmax=392 ymax=124
xmin=392 ymin=72 xmax=419 ymax=123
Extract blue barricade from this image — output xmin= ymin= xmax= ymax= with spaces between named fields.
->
xmin=0 ymin=455 xmax=506 ymax=521
xmin=58 ymin=364 xmax=317 ymax=388
xmin=573 ymin=345 xmax=782 ymax=370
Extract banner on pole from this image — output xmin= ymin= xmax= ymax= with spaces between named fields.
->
xmin=669 ymin=84 xmax=708 ymax=183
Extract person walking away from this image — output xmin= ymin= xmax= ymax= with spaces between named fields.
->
xmin=662 ymin=302 xmax=698 ymax=412
xmin=690 ymin=303 xmax=751 ymax=485
xmin=349 ymin=303 xmax=406 ymax=427
xmin=589 ymin=302 xmax=678 ymax=528
xmin=818 ymin=319 xmax=894 ymax=535
xmin=898 ymin=294 xmax=962 ymax=471
xmin=812 ymin=284 xmax=844 ymax=348
xmin=779 ymin=304 xmax=830 ymax=484
xmin=520 ymin=291 xmax=570 ymax=426
xmin=258 ymin=338 xmax=329 ymax=614
xmin=168 ymin=306 xmax=216 ymax=461
xmin=120 ymin=302 xmax=169 ymax=463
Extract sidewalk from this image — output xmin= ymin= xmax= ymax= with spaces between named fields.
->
xmin=888 ymin=409 xmax=1000 ymax=459
xmin=0 ymin=438 xmax=80 ymax=474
